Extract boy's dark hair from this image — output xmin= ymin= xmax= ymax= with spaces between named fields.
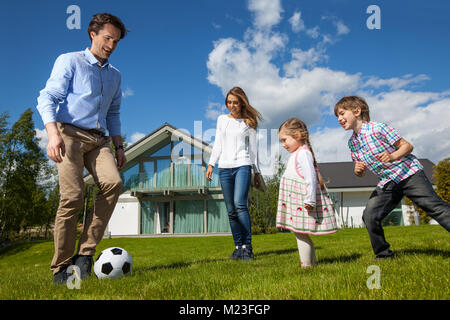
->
xmin=334 ymin=96 xmax=370 ymax=121
xmin=88 ymin=13 xmax=128 ymax=41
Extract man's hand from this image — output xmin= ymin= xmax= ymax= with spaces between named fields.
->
xmin=304 ymin=203 xmax=314 ymax=211
xmin=45 ymin=122 xmax=65 ymax=163
xmin=354 ymin=161 xmax=366 ymax=177
xmin=115 ymin=148 xmax=126 ymax=170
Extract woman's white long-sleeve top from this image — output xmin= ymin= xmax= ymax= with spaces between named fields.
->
xmin=208 ymin=114 xmax=260 ymax=173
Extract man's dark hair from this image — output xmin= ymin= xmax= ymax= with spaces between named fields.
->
xmin=88 ymin=13 xmax=128 ymax=41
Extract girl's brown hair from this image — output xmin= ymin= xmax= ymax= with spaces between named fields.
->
xmin=225 ymin=87 xmax=263 ymax=130
xmin=279 ymin=118 xmax=327 ymax=190
xmin=334 ymin=96 xmax=370 ymax=121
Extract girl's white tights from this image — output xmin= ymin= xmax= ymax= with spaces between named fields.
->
xmin=294 ymin=232 xmax=317 ymax=267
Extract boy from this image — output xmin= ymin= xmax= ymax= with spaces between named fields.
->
xmin=334 ymin=96 xmax=450 ymax=260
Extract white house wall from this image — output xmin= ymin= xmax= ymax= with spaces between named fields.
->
xmin=107 ymin=193 xmax=140 ymax=236
xmin=333 ymin=191 xmax=371 ymax=228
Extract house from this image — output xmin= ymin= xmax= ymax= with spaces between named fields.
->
xmin=318 ymin=159 xmax=437 ymax=228
xmin=84 ymin=122 xmax=231 ymax=237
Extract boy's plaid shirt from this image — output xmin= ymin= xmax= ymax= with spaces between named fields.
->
xmin=348 ymin=121 xmax=423 ymax=188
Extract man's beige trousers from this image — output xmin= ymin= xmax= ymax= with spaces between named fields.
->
xmin=51 ymin=123 xmax=122 ymax=274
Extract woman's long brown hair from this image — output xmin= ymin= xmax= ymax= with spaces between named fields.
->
xmin=225 ymin=87 xmax=263 ymax=130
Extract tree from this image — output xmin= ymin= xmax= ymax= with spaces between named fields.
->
xmin=434 ymin=158 xmax=450 ymax=203
xmin=249 ymin=154 xmax=285 ymax=234
xmin=0 ymin=109 xmax=54 ymax=240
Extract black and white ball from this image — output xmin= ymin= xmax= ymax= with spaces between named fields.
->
xmin=94 ymin=247 xmax=133 ymax=279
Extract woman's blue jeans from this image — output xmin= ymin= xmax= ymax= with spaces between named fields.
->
xmin=219 ymin=165 xmax=252 ymax=248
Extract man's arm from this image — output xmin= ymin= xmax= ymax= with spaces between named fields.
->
xmin=45 ymin=122 xmax=65 ymax=163
xmin=111 ymin=135 xmax=126 ymax=170
xmin=36 ymin=54 xmax=73 ymax=163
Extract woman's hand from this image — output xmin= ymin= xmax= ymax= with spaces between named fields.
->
xmin=254 ymin=173 xmax=262 ymax=188
xmin=206 ymin=165 xmax=214 ymax=181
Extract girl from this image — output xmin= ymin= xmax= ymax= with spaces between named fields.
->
xmin=206 ymin=87 xmax=263 ymax=260
xmin=277 ymin=118 xmax=338 ymax=267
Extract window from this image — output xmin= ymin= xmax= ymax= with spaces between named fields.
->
xmin=142 ymin=162 xmax=155 ymax=189
xmin=121 ymin=163 xmax=139 ymax=190
xmin=156 ymin=159 xmax=171 ymax=188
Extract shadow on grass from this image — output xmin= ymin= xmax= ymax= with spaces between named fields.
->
xmin=134 ymin=248 xmax=299 ymax=273
xmin=0 ymin=240 xmax=47 ymax=257
xmin=134 ymin=258 xmax=228 ymax=274
xmin=319 ymin=253 xmax=362 ymax=264
xmin=134 ymin=248 xmax=363 ymax=274
xmin=396 ymin=248 xmax=450 ymax=258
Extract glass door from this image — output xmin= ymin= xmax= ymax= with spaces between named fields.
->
xmin=157 ymin=202 xmax=171 ymax=234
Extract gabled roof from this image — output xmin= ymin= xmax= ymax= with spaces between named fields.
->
xmin=318 ymin=159 xmax=436 ymax=189
xmin=122 ymin=122 xmax=212 ymax=164
xmin=84 ymin=122 xmax=212 ymax=184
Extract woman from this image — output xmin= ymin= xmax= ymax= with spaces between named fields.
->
xmin=206 ymin=87 xmax=263 ymax=260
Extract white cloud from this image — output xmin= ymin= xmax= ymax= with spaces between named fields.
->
xmin=205 ymin=102 xmax=226 ymax=121
xmin=130 ymin=132 xmax=146 ymax=144
xmin=248 ymin=0 xmax=283 ymax=29
xmin=283 ymin=47 xmax=328 ymax=73
xmin=35 ymin=128 xmax=48 ymax=149
xmin=335 ymin=20 xmax=350 ymax=35
xmin=363 ymin=74 xmax=430 ymax=90
xmin=206 ymin=1 xmax=450 ymax=167
xmin=122 ymin=87 xmax=134 ymax=98
xmin=289 ymin=11 xmax=320 ymax=38
xmin=289 ymin=12 xmax=305 ymax=32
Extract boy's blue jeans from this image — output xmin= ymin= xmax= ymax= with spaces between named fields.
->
xmin=219 ymin=165 xmax=252 ymax=248
xmin=363 ymin=170 xmax=450 ymax=256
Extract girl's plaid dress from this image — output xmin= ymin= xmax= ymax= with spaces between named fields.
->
xmin=276 ymin=148 xmax=338 ymax=235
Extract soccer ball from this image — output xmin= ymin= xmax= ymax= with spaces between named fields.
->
xmin=94 ymin=247 xmax=133 ymax=279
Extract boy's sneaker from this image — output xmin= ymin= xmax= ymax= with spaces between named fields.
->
xmin=72 ymin=254 xmax=93 ymax=279
xmin=241 ymin=246 xmax=254 ymax=261
xmin=52 ymin=266 xmax=70 ymax=285
xmin=230 ymin=247 xmax=242 ymax=260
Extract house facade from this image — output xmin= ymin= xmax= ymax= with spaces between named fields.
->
xmin=84 ymin=123 xmax=231 ymax=237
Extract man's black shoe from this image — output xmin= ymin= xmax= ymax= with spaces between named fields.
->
xmin=52 ymin=266 xmax=70 ymax=285
xmin=72 ymin=254 xmax=93 ymax=279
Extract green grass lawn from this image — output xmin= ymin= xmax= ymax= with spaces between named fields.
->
xmin=0 ymin=225 xmax=449 ymax=300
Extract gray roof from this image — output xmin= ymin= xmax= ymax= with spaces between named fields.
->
xmin=317 ymin=159 xmax=436 ymax=189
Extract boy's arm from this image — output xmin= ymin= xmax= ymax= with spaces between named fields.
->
xmin=375 ymin=138 xmax=413 ymax=163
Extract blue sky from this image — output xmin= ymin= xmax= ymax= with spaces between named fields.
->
xmin=1 ymin=0 xmax=449 ymax=172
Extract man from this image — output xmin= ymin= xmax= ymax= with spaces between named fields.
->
xmin=36 ymin=13 xmax=128 ymax=284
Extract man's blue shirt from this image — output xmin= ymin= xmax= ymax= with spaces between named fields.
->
xmin=36 ymin=48 xmax=122 ymax=136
